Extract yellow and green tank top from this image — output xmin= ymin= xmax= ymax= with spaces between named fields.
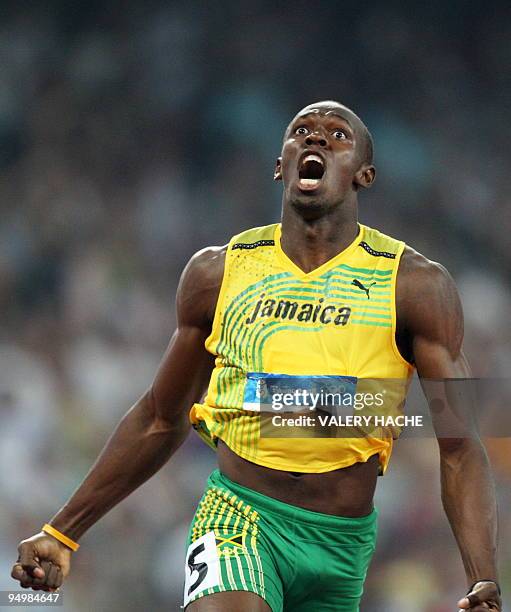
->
xmin=190 ymin=223 xmax=415 ymax=474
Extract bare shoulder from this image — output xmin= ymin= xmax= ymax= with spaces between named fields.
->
xmin=182 ymin=245 xmax=227 ymax=289
xmin=396 ymin=245 xmax=463 ymax=350
xmin=177 ymin=245 xmax=228 ymax=328
xmin=397 ymin=245 xmax=459 ymax=305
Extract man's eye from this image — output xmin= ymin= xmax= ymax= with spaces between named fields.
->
xmin=333 ymin=130 xmax=347 ymax=140
xmin=295 ymin=126 xmax=309 ymax=135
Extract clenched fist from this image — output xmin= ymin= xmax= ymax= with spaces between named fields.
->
xmin=11 ymin=533 xmax=72 ymax=591
xmin=457 ymin=581 xmax=502 ymax=611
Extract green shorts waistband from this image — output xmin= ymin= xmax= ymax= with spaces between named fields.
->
xmin=209 ymin=469 xmax=378 ymax=532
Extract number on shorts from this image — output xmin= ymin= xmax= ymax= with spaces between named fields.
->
xmin=187 ymin=543 xmax=208 ymax=594
xmin=183 ymin=531 xmax=221 ymax=607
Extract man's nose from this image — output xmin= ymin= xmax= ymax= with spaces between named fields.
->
xmin=305 ymin=132 xmax=327 ymax=147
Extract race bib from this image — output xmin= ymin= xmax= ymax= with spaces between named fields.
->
xmin=183 ymin=531 xmax=220 ymax=607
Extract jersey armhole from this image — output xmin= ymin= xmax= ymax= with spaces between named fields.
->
xmin=390 ymin=242 xmax=415 ymax=370
xmin=204 ymin=240 xmax=233 ymax=354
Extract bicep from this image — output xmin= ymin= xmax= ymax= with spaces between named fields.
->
xmin=147 ymin=247 xmax=223 ymax=424
xmin=405 ymin=261 xmax=477 ymax=441
xmin=407 ymin=259 xmax=464 ymax=375
xmin=151 ymin=324 xmax=215 ymax=422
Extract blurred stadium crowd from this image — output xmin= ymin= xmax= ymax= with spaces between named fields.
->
xmin=0 ymin=2 xmax=510 ymax=610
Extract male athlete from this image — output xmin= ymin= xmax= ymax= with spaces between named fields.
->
xmin=11 ymin=101 xmax=500 ymax=611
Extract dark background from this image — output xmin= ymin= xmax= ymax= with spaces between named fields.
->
xmin=0 ymin=2 xmax=510 ymax=610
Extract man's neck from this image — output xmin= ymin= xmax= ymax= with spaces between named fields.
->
xmin=280 ymin=200 xmax=359 ymax=273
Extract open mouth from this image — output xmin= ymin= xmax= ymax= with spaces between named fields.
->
xmin=297 ymin=154 xmax=325 ymax=191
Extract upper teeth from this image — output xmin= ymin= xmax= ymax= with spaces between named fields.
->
xmin=303 ymin=154 xmax=323 ymax=165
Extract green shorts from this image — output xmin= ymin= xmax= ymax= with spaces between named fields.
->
xmin=183 ymin=470 xmax=378 ymax=611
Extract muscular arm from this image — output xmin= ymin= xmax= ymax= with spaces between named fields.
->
xmin=11 ymin=246 xmax=225 ymax=591
xmin=49 ymin=246 xmax=225 ymax=540
xmin=397 ymin=248 xmax=499 ymax=609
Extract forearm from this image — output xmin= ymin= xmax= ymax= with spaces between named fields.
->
xmin=440 ymin=437 xmax=498 ymax=585
xmin=49 ymin=390 xmax=190 ymax=541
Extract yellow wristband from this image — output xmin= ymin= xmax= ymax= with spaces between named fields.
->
xmin=42 ymin=524 xmax=80 ymax=552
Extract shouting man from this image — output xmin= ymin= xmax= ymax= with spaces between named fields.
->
xmin=12 ymin=101 xmax=500 ymax=611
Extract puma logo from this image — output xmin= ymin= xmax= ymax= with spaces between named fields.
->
xmin=352 ymin=279 xmax=376 ymax=299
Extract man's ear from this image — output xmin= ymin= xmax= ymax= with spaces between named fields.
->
xmin=354 ymin=164 xmax=376 ymax=189
xmin=274 ymin=157 xmax=282 ymax=181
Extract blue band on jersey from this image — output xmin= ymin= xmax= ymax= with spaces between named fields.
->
xmin=243 ymin=372 xmax=358 ymax=414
